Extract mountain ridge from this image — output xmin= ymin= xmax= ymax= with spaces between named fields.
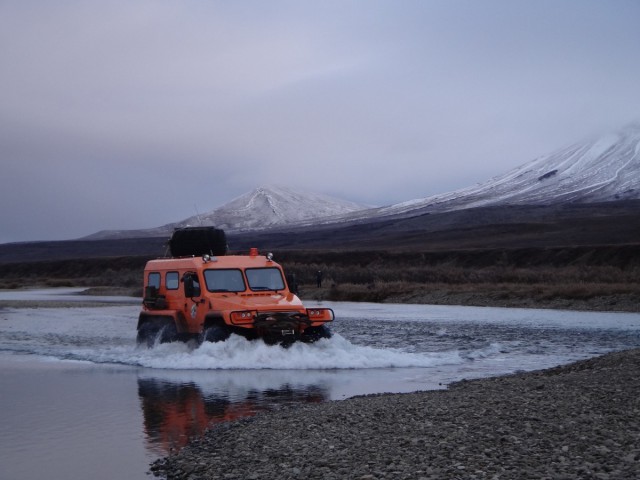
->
xmin=319 ymin=122 xmax=640 ymax=225
xmin=83 ymin=122 xmax=640 ymax=240
xmin=84 ymin=185 xmax=371 ymax=240
xmin=2 ymin=200 xmax=638 ymax=265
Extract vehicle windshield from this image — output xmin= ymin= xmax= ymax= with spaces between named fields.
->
xmin=204 ymin=269 xmax=246 ymax=292
xmin=245 ymin=267 xmax=286 ymax=292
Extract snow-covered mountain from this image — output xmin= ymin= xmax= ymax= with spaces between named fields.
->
xmin=177 ymin=186 xmax=370 ymax=232
xmin=86 ymin=123 xmax=640 ymax=240
xmin=340 ymin=122 xmax=640 ymax=222
xmin=84 ymin=186 xmax=371 ymax=239
xmin=417 ymin=123 xmax=638 ymax=210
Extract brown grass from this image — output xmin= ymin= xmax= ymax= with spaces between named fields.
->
xmin=1 ymin=249 xmax=639 ymax=311
xmin=298 ymin=280 xmax=640 ymax=312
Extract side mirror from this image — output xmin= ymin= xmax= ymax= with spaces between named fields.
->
xmin=182 ymin=273 xmax=201 ymax=298
xmin=286 ymin=273 xmax=299 ymax=295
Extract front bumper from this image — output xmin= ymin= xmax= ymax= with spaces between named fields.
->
xmin=253 ymin=312 xmax=311 ymax=343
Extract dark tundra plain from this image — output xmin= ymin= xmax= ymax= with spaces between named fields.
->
xmin=1 ymin=201 xmax=639 ymax=312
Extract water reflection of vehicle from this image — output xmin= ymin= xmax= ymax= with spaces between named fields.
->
xmin=138 ymin=377 xmax=328 ymax=455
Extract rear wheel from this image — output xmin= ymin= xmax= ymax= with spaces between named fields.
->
xmin=137 ymin=319 xmax=178 ymax=347
xmin=200 ymin=325 xmax=231 ymax=343
xmin=137 ymin=322 xmax=158 ymax=347
xmin=158 ymin=323 xmax=178 ymax=343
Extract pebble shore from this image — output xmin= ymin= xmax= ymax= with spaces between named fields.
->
xmin=151 ymin=348 xmax=640 ymax=479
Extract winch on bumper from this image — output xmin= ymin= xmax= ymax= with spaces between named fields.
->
xmin=231 ymin=309 xmax=334 ymax=345
xmin=254 ymin=312 xmax=311 ymax=343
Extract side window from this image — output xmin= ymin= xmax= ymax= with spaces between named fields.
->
xmin=148 ymin=272 xmax=161 ymax=289
xmin=166 ymin=271 xmax=179 ymax=290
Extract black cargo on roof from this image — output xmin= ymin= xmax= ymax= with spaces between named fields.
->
xmin=168 ymin=227 xmax=227 ymax=257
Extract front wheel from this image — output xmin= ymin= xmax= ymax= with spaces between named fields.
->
xmin=301 ymin=325 xmax=332 ymax=343
xmin=200 ymin=325 xmax=231 ymax=343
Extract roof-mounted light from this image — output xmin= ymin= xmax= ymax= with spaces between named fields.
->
xmin=266 ymin=252 xmax=274 ymax=262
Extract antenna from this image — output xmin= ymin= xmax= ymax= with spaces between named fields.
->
xmin=194 ymin=204 xmax=204 ymax=226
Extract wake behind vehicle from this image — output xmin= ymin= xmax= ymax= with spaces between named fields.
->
xmin=137 ymin=227 xmax=334 ymax=347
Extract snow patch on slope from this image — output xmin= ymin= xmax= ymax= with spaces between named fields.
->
xmin=84 ymin=186 xmax=371 ymax=239
xmin=84 ymin=123 xmax=640 ymax=239
xmin=178 ymin=185 xmax=372 ymax=232
xmin=373 ymin=122 xmax=640 ymax=218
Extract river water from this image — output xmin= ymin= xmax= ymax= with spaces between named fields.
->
xmin=1 ymin=288 xmax=639 ymax=480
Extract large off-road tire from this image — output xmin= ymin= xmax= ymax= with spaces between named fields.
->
xmin=169 ymin=227 xmax=227 ymax=257
xmin=137 ymin=322 xmax=160 ymax=347
xmin=137 ymin=320 xmax=178 ymax=347
xmin=301 ymin=325 xmax=332 ymax=343
xmin=158 ymin=323 xmax=178 ymax=344
xmin=200 ymin=325 xmax=231 ymax=343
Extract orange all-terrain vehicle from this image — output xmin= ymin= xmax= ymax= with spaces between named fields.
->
xmin=137 ymin=227 xmax=334 ymax=346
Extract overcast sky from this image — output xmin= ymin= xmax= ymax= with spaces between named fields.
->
xmin=2 ymin=0 xmax=639 ymax=243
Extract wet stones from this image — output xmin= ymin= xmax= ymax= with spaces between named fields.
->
xmin=151 ymin=348 xmax=640 ymax=480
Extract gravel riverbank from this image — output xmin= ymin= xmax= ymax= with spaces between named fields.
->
xmin=151 ymin=348 xmax=640 ymax=479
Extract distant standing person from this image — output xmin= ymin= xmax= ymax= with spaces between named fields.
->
xmin=316 ymin=270 xmax=323 ymax=288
